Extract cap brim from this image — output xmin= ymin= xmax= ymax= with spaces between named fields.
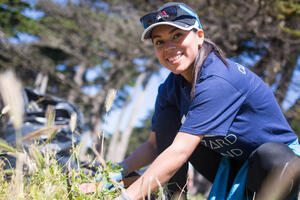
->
xmin=141 ymin=21 xmax=196 ymax=41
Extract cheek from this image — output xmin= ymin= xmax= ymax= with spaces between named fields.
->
xmin=184 ymin=34 xmax=201 ymax=58
xmin=185 ymin=45 xmax=199 ymax=60
xmin=155 ymin=48 xmax=165 ymax=63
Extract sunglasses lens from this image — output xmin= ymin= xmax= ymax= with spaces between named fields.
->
xmin=140 ymin=5 xmax=198 ymax=29
xmin=140 ymin=13 xmax=156 ymax=28
xmin=163 ymin=7 xmax=177 ymax=17
xmin=140 ymin=6 xmax=179 ymax=28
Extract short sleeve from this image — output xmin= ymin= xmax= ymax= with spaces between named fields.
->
xmin=179 ymin=76 xmax=246 ymax=136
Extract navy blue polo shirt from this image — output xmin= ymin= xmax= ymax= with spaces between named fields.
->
xmin=151 ymin=52 xmax=297 ymax=160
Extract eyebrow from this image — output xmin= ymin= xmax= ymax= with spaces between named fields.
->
xmin=152 ymin=27 xmax=179 ymax=40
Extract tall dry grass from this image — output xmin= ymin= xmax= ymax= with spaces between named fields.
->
xmin=0 ymin=70 xmax=195 ymax=200
xmin=0 ymin=71 xmax=123 ymax=199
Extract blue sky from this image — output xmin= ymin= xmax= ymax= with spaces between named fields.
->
xmin=102 ymin=67 xmax=169 ymax=134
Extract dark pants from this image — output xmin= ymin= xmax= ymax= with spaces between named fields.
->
xmin=155 ymin=108 xmax=300 ymax=199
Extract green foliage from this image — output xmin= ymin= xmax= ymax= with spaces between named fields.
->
xmin=277 ymin=0 xmax=300 ymax=17
xmin=279 ymin=24 xmax=300 ymax=37
xmin=0 ymin=1 xmax=299 ymax=184
xmin=0 ymin=139 xmax=17 ymax=153
xmin=0 ymin=145 xmax=123 ymax=199
xmin=0 ymin=0 xmax=39 ymax=36
xmin=266 ymin=0 xmax=300 ymax=37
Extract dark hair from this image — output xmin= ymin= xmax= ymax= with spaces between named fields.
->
xmin=190 ymin=38 xmax=228 ymax=98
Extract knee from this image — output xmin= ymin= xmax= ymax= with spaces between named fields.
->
xmin=248 ymin=142 xmax=296 ymax=170
xmin=248 ymin=142 xmax=297 ymax=170
xmin=247 ymin=142 xmax=300 ymax=195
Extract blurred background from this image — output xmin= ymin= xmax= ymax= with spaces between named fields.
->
xmin=0 ymin=0 xmax=299 ymax=196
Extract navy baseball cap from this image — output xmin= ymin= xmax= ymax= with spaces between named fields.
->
xmin=140 ymin=2 xmax=202 ymax=41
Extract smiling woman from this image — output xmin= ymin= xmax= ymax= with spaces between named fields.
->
xmin=112 ymin=2 xmax=300 ymax=200
xmin=151 ymin=26 xmax=203 ymax=83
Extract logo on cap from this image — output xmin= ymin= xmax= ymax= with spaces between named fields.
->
xmin=156 ymin=11 xmax=169 ymax=20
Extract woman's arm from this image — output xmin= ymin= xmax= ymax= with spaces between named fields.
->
xmin=123 ymin=131 xmax=157 ymax=174
xmin=125 ymin=132 xmax=203 ymax=200
xmin=78 ymin=131 xmax=157 ymax=194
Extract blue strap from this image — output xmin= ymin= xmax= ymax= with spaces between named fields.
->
xmin=288 ymin=139 xmax=300 ymax=156
xmin=208 ymin=140 xmax=300 ymax=200
xmin=208 ymin=157 xmax=248 ymax=200
xmin=207 ymin=157 xmax=230 ymax=200
xmin=227 ymin=161 xmax=248 ymax=200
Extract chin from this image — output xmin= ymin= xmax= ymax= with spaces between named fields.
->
xmin=170 ymin=69 xmax=181 ymax=74
xmin=173 ymin=68 xmax=188 ymax=74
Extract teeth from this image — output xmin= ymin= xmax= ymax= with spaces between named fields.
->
xmin=168 ymin=55 xmax=181 ymax=62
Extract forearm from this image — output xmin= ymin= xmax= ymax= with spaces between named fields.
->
xmin=126 ymin=144 xmax=187 ymax=199
xmin=125 ymin=133 xmax=203 ymax=200
xmin=123 ymin=132 xmax=157 ymax=174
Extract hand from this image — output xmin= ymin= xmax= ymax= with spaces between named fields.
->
xmin=78 ymin=182 xmax=101 ymax=194
xmin=94 ymin=162 xmax=129 ymax=189
xmin=78 ymin=162 xmax=129 ymax=194
xmin=115 ymin=190 xmax=132 ymax=200
xmin=117 ymin=162 xmax=130 ymax=177
xmin=78 ymin=172 xmax=123 ymax=194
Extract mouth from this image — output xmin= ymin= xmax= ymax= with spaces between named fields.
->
xmin=167 ymin=53 xmax=183 ymax=64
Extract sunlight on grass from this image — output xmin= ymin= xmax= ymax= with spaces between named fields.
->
xmin=0 ymin=71 xmax=123 ymax=199
xmin=0 ymin=70 xmax=225 ymax=200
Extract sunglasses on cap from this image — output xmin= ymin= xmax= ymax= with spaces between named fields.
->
xmin=140 ymin=5 xmax=201 ymax=29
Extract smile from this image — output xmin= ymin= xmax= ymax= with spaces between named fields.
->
xmin=167 ymin=54 xmax=182 ymax=62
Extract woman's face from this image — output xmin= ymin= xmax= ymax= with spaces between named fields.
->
xmin=151 ymin=25 xmax=204 ymax=82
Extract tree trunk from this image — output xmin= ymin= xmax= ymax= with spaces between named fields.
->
xmin=90 ymin=89 xmax=106 ymax=153
xmin=251 ymin=39 xmax=282 ymax=86
xmin=87 ymin=65 xmax=135 ymax=155
xmin=115 ymin=73 xmax=151 ymax=162
xmin=34 ymin=72 xmax=49 ymax=94
xmin=275 ymin=52 xmax=299 ymax=106
xmin=285 ymin=98 xmax=300 ymax=123
xmin=68 ymin=61 xmax=86 ymax=103
xmin=106 ymin=72 xmax=147 ymax=162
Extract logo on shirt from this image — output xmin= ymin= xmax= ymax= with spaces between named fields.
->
xmin=181 ymin=115 xmax=186 ymax=124
xmin=236 ymin=63 xmax=246 ymax=75
xmin=200 ymin=134 xmax=244 ymax=157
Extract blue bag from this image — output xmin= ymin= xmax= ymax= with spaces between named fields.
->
xmin=208 ymin=139 xmax=300 ymax=200
xmin=207 ymin=157 xmax=248 ymax=200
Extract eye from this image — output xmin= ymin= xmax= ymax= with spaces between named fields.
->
xmin=173 ymin=33 xmax=183 ymax=40
xmin=154 ymin=40 xmax=164 ymax=46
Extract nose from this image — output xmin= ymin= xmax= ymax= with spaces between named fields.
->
xmin=163 ymin=40 xmax=177 ymax=51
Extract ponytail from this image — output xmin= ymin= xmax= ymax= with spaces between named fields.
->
xmin=190 ymin=38 xmax=228 ymax=98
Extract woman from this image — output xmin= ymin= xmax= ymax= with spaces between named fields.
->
xmin=116 ymin=2 xmax=300 ymax=200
